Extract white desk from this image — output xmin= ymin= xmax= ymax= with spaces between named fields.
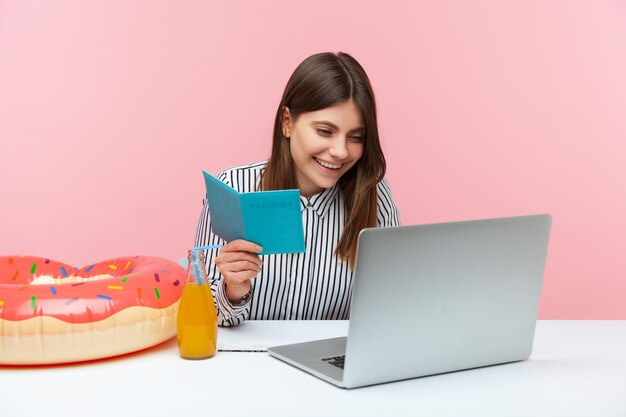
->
xmin=1 ymin=321 xmax=625 ymax=417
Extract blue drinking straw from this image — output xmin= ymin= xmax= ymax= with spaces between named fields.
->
xmin=192 ymin=245 xmax=224 ymax=252
xmin=190 ymin=245 xmax=223 ymax=285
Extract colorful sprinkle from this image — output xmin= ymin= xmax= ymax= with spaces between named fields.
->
xmin=11 ymin=271 xmax=19 ymax=281
xmin=157 ymin=269 xmax=171 ymax=274
xmin=18 ymin=285 xmax=28 ymax=292
xmin=60 ymin=267 xmax=68 ymax=277
xmin=50 ymin=287 xmax=57 ymax=295
xmin=71 ymin=282 xmax=85 ymax=286
xmin=65 ymin=298 xmax=79 ymax=305
xmin=107 ymin=285 xmax=123 ymax=290
xmin=108 ymin=264 xmax=118 ymax=270
xmin=137 ymin=288 xmax=143 ymax=300
xmin=30 ymin=263 xmax=37 ymax=274
xmin=31 ymin=296 xmax=36 ymax=309
xmin=85 ymin=265 xmax=95 ymax=273
xmin=121 ymin=277 xmax=129 ymax=283
xmin=154 ymin=273 xmax=160 ymax=283
xmin=125 ymin=261 xmax=131 ymax=270
xmin=173 ymin=279 xmax=180 ymax=286
xmin=97 ymin=294 xmax=112 ymax=301
xmin=153 ymin=287 xmax=160 ymax=299
xmin=45 ymin=259 xmax=50 ymax=264
xmin=0 ymin=301 xmax=4 ymax=306
xmin=128 ymin=269 xmax=134 ymax=273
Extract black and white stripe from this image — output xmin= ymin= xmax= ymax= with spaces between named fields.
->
xmin=194 ymin=161 xmax=401 ymax=327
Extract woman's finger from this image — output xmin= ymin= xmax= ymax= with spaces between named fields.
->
xmin=216 ymin=251 xmax=262 ymax=267
xmin=218 ymin=260 xmax=262 ymax=275
xmin=222 ymin=270 xmax=260 ymax=286
xmin=221 ymin=239 xmax=263 ymax=254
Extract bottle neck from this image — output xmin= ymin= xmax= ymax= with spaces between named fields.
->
xmin=187 ymin=250 xmax=207 ymax=285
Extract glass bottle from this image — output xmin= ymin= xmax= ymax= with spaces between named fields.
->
xmin=176 ymin=250 xmax=217 ymax=359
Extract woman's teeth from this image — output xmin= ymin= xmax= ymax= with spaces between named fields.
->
xmin=314 ymin=158 xmax=342 ymax=169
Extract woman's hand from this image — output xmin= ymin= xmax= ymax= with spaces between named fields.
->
xmin=214 ymin=239 xmax=263 ymax=304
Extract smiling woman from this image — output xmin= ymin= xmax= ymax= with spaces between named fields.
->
xmin=281 ymin=100 xmax=365 ymax=197
xmin=195 ymin=52 xmax=400 ymax=326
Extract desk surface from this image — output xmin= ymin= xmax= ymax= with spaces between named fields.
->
xmin=1 ymin=320 xmax=625 ymax=417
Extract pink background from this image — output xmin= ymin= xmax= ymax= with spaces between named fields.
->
xmin=1 ymin=1 xmax=625 ymax=319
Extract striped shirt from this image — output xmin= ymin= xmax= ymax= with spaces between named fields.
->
xmin=194 ymin=161 xmax=401 ymax=327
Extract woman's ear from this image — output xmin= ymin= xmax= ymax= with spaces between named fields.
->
xmin=281 ymin=106 xmax=292 ymax=138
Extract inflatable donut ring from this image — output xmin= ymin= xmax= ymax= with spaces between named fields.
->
xmin=0 ymin=255 xmax=185 ymax=365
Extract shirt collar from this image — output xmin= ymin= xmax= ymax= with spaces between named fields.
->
xmin=299 ymin=185 xmax=339 ymax=218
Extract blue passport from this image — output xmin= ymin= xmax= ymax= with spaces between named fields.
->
xmin=203 ymin=170 xmax=305 ymax=255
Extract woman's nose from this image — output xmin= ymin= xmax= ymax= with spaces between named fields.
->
xmin=328 ymin=138 xmax=349 ymax=159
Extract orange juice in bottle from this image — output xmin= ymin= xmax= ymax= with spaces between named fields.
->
xmin=177 ymin=249 xmax=217 ymax=359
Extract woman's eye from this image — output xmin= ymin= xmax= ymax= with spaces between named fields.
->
xmin=350 ymin=136 xmax=364 ymax=143
xmin=317 ymin=129 xmax=332 ymax=136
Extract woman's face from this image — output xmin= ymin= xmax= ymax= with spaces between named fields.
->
xmin=282 ymin=99 xmax=365 ymax=198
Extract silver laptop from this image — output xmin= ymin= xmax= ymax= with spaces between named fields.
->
xmin=268 ymin=214 xmax=552 ymax=388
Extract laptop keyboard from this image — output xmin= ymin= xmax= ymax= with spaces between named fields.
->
xmin=321 ymin=355 xmax=345 ymax=369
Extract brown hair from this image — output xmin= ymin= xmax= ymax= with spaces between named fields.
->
xmin=262 ymin=52 xmax=386 ymax=268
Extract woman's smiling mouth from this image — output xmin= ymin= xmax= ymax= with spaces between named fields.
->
xmin=314 ymin=157 xmax=343 ymax=170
